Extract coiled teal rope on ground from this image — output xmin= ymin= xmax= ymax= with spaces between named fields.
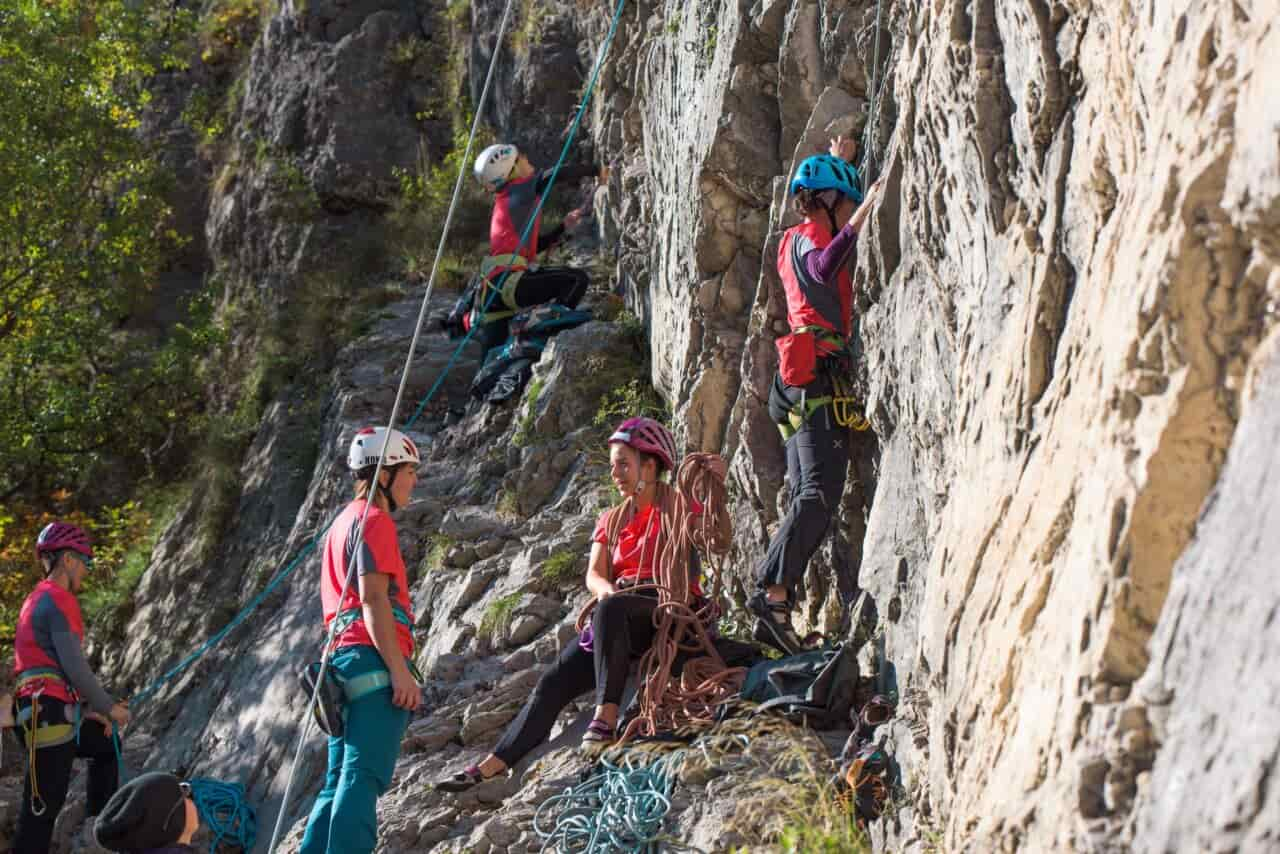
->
xmin=532 ymin=752 xmax=683 ymax=853
xmin=111 ymin=726 xmax=257 ymax=852
xmin=190 ymin=777 xmax=257 ymax=853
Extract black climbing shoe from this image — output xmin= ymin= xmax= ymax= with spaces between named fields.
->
xmin=747 ymin=591 xmax=805 ymax=656
xmin=435 ymin=764 xmax=502 ymax=793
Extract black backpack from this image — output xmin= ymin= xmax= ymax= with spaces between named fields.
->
xmin=737 ymin=643 xmax=860 ymax=729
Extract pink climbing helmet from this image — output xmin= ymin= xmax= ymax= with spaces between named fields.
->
xmin=35 ymin=521 xmax=93 ymax=560
xmin=608 ymin=417 xmax=678 ymax=472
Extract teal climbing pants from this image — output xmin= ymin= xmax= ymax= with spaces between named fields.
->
xmin=299 ymin=645 xmax=410 ymax=854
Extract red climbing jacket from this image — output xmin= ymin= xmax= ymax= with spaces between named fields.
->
xmin=321 ymin=500 xmax=415 ymax=658
xmin=778 ymin=219 xmax=853 ymax=353
xmin=13 ymin=580 xmax=84 ymax=704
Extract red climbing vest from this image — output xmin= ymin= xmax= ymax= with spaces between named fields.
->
xmin=12 ymin=580 xmax=82 ymax=704
xmin=486 ymin=173 xmax=543 ymax=280
xmin=778 ymin=220 xmax=853 ymax=353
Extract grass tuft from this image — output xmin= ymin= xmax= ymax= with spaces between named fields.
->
xmin=478 ymin=591 xmax=521 ymax=641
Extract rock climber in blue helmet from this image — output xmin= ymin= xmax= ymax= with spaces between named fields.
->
xmin=747 ymin=135 xmax=886 ymax=656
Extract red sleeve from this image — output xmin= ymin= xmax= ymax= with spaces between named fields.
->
xmin=361 ymin=512 xmax=401 ymax=576
xmin=592 ymin=510 xmax=611 ymax=545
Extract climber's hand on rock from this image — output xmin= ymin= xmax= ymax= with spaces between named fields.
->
xmin=108 ymin=701 xmax=130 ymax=730
xmin=829 ymin=135 xmax=857 ymax=162
xmin=597 ymin=165 xmax=611 ymax=185
xmin=391 ymin=665 xmax=421 ymax=711
xmin=564 ymin=208 xmax=584 ymax=232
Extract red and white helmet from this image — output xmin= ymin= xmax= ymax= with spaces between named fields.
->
xmin=608 ymin=417 xmax=678 ymax=472
xmin=474 ymin=143 xmax=520 ymax=191
xmin=36 ymin=522 xmax=93 ymax=560
xmin=347 ymin=427 xmax=420 ymax=472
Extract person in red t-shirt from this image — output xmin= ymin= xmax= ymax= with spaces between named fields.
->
xmin=11 ymin=522 xmax=131 ymax=854
xmin=436 ymin=417 xmax=730 ymax=792
xmin=300 ymin=426 xmax=422 ymax=854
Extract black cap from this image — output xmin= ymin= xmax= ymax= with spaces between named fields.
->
xmin=94 ymin=772 xmax=186 ymax=852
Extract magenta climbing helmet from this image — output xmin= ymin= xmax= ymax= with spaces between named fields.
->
xmin=35 ymin=521 xmax=93 ymax=560
xmin=608 ymin=417 xmax=677 ymax=472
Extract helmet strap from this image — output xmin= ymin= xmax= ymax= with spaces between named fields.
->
xmin=819 ymin=198 xmax=839 ymax=236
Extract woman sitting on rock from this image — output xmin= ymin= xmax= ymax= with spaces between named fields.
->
xmin=436 ymin=417 xmax=730 ymax=791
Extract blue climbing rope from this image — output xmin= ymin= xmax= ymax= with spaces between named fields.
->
xmin=403 ymin=0 xmax=630 ymax=431
xmin=532 ymin=752 xmax=683 ymax=853
xmin=190 ymin=777 xmax=258 ymax=852
xmin=110 ymin=726 xmax=257 ymax=853
xmin=128 ymin=520 xmax=333 ymax=706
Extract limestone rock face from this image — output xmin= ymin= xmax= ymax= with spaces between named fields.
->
xmin=72 ymin=0 xmax=1280 ymax=851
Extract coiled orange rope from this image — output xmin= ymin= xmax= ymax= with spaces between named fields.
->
xmin=577 ymin=453 xmax=745 ymax=741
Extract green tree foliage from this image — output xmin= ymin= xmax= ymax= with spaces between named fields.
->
xmin=0 ymin=0 xmax=215 ymax=500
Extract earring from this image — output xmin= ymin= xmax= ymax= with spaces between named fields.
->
xmin=636 ymin=479 xmax=646 ymax=493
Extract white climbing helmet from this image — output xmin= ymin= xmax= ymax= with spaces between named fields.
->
xmin=474 ymin=143 xmax=520 ymax=191
xmin=347 ymin=427 xmax=421 ymax=472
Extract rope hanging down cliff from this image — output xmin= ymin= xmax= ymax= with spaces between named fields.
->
xmin=268 ymin=0 xmax=630 ymax=848
xmin=860 ymin=0 xmax=892 ymax=188
xmin=264 ymin=0 xmax=528 ymax=846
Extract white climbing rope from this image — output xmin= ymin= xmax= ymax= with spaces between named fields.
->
xmin=263 ymin=0 xmax=522 ymax=848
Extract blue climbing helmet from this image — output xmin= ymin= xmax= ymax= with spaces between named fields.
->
xmin=790 ymin=154 xmax=864 ymax=204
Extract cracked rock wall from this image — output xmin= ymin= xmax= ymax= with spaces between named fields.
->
xmin=55 ymin=0 xmax=1279 ymax=851
xmin=584 ymin=0 xmax=1280 ymax=849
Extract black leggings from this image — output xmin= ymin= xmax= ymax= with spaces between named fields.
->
xmin=492 ymin=591 xmax=657 ymax=767
xmin=754 ymin=371 xmax=850 ymax=593
xmin=13 ymin=698 xmax=120 ymax=854
xmin=480 ymin=266 xmax=590 ymax=352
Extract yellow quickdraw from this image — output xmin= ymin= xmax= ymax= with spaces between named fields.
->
xmin=830 ymin=371 xmax=870 ymax=432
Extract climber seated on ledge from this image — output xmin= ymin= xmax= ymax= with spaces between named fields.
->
xmin=435 ymin=417 xmax=730 ymax=792
xmin=463 ymin=143 xmax=604 ymax=353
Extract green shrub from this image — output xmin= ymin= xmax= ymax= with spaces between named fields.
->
xmin=423 ymin=534 xmax=456 ymax=571
xmin=512 ymin=379 xmax=545 ymax=447
xmin=478 ymin=592 xmax=521 ymax=641
xmin=593 ymin=378 xmax=669 ymax=429
xmin=539 ymin=549 xmax=580 ymax=588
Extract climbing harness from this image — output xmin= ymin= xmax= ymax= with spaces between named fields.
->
xmin=777 ymin=370 xmax=871 ymax=442
xmin=302 ymin=604 xmax=425 ymax=737
xmin=473 ymin=252 xmax=531 ymax=324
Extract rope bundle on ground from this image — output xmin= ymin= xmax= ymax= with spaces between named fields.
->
xmin=532 ymin=751 xmax=683 ymax=853
xmin=576 ymin=453 xmax=745 ymax=740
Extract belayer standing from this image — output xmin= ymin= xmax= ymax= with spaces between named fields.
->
xmin=11 ymin=522 xmax=132 ymax=854
xmin=748 ymin=136 xmax=885 ymax=656
xmin=464 ymin=143 xmax=600 ymax=352
xmin=299 ymin=426 xmax=423 ymax=854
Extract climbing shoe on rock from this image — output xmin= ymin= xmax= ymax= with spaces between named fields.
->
xmin=435 ymin=764 xmax=502 ymax=793
xmin=747 ymin=591 xmax=805 ymax=656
